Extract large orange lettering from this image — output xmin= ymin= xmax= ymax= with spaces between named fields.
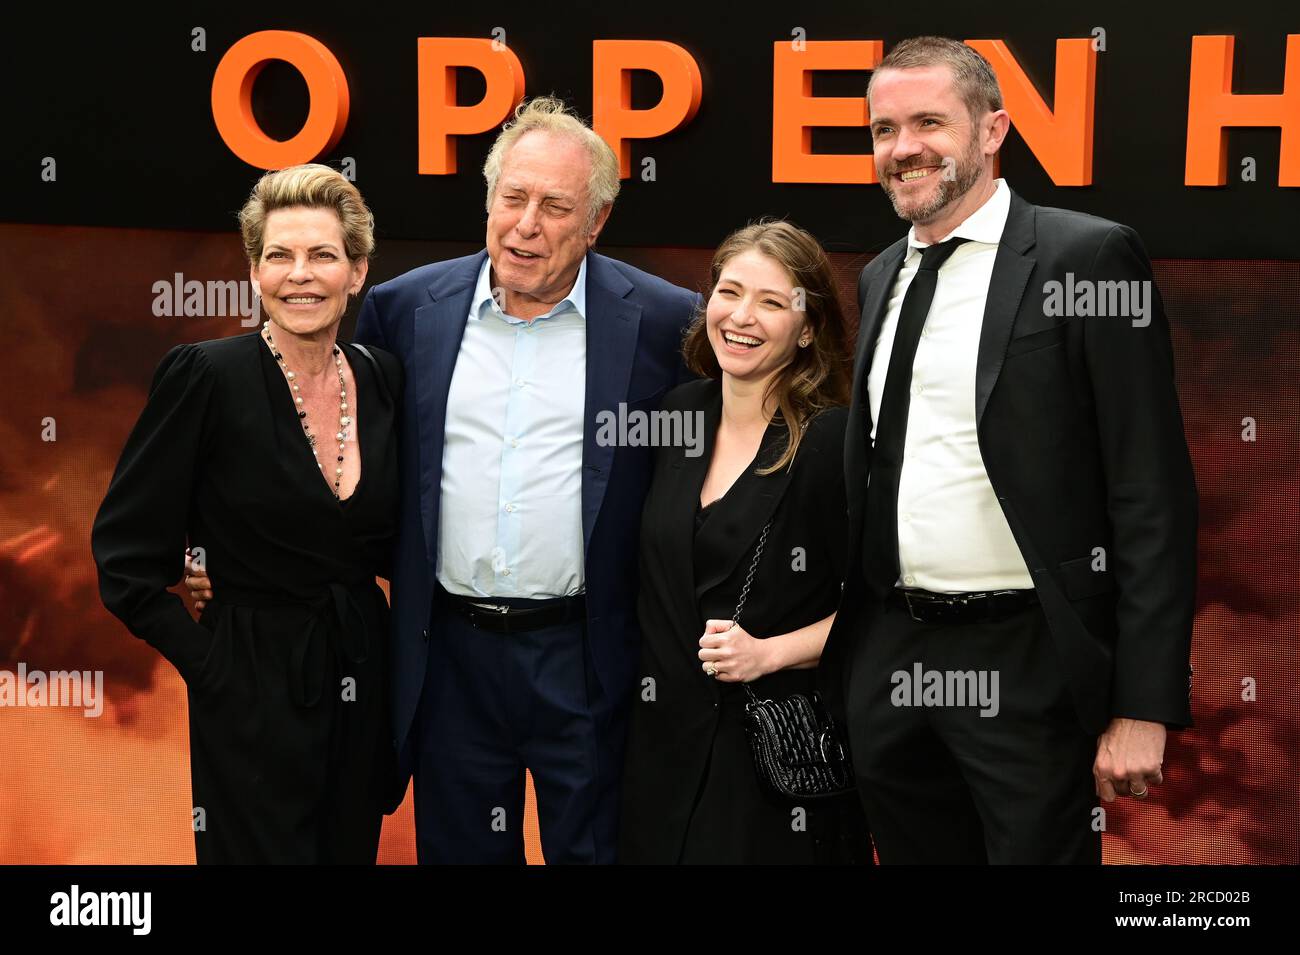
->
xmin=1185 ymin=34 xmax=1300 ymax=186
xmin=417 ymin=38 xmax=526 ymax=175
xmin=211 ymin=31 xmax=350 ymax=169
xmin=772 ymin=40 xmax=881 ymax=184
xmin=592 ymin=40 xmax=702 ymax=179
xmin=966 ymin=39 xmax=1096 ymax=186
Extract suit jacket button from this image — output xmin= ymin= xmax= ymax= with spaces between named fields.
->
xmin=421 ymin=628 xmax=429 ymax=642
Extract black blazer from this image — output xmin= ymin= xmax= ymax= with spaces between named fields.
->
xmin=620 ymin=378 xmax=850 ymax=861
xmin=821 ymin=188 xmax=1198 ymax=737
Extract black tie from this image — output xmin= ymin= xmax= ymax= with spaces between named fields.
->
xmin=861 ymin=237 xmax=969 ymax=597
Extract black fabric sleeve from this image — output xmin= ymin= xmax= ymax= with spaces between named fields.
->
xmin=1083 ymin=225 xmax=1199 ymax=728
xmin=91 ymin=343 xmax=218 ymax=684
xmin=366 ymin=344 xmax=404 ymax=583
xmin=807 ymin=407 xmax=852 ymax=587
xmin=370 ymin=345 xmax=405 ymax=407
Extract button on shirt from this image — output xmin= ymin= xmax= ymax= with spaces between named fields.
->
xmin=866 ymin=179 xmax=1033 ymax=592
xmin=437 ymin=256 xmax=587 ymax=598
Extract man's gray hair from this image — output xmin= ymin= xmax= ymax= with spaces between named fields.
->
xmin=482 ymin=96 xmax=621 ymax=232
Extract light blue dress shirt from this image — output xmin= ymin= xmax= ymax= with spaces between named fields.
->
xmin=436 ymin=255 xmax=588 ymax=599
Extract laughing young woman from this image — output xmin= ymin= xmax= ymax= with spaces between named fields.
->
xmin=618 ymin=221 xmax=871 ymax=864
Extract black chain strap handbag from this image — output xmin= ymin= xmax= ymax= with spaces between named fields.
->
xmin=727 ymin=521 xmax=856 ymax=801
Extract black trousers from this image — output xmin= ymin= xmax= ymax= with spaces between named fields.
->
xmin=845 ymin=598 xmax=1101 ymax=864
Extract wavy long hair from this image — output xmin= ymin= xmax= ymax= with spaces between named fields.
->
xmin=682 ymin=220 xmax=852 ymax=474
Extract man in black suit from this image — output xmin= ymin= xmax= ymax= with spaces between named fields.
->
xmin=820 ymin=36 xmax=1198 ymax=864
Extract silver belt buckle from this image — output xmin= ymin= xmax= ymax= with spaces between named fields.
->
xmin=902 ymin=591 xmax=925 ymax=623
xmin=467 ymin=600 xmax=510 ymax=615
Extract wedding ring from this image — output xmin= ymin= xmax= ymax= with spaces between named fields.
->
xmin=1130 ymin=784 xmax=1149 ymax=799
xmin=704 ymin=664 xmax=718 ymax=678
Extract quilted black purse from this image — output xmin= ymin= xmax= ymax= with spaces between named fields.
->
xmin=726 ymin=521 xmax=856 ymax=801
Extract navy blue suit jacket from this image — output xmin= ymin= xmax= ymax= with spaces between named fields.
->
xmin=354 ymin=249 xmax=698 ymax=775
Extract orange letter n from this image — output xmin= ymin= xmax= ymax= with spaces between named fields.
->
xmin=966 ymin=39 xmax=1096 ymax=186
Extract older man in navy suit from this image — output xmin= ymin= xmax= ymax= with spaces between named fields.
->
xmin=353 ymin=96 xmax=696 ymax=863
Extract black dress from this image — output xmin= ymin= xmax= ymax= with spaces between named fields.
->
xmin=618 ymin=378 xmax=871 ymax=864
xmin=91 ymin=332 xmax=404 ymax=864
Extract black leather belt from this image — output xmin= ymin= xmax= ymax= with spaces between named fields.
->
xmin=888 ymin=587 xmax=1038 ymax=625
xmin=437 ymin=585 xmax=586 ymax=634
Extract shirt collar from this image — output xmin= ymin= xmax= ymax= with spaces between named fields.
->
xmin=471 ymin=253 xmax=588 ymax=323
xmin=905 ymin=177 xmax=1011 ymax=257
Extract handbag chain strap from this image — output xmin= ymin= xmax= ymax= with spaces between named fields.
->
xmin=732 ymin=520 xmax=771 ymax=624
xmin=732 ymin=521 xmax=771 ymax=702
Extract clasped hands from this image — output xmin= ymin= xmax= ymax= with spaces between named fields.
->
xmin=698 ymin=619 xmax=772 ymax=683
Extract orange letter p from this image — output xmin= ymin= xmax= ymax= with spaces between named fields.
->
xmin=593 ymin=40 xmax=703 ymax=179
xmin=417 ymin=38 xmax=526 ymax=175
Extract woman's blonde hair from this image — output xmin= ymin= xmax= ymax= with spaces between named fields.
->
xmin=238 ymin=163 xmax=375 ymax=264
xmin=482 ymin=96 xmax=620 ymax=232
xmin=682 ymin=220 xmax=852 ymax=474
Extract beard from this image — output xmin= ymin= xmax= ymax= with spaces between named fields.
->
xmin=880 ymin=135 xmax=984 ymax=224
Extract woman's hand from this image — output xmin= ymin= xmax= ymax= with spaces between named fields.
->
xmin=183 ymin=548 xmax=213 ymax=612
xmin=698 ymin=620 xmax=776 ymax=683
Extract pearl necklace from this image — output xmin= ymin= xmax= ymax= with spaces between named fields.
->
xmin=261 ymin=322 xmax=353 ymax=498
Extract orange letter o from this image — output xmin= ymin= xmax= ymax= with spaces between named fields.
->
xmin=211 ymin=31 xmax=350 ymax=169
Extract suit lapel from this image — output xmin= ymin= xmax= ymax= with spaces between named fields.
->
xmin=854 ymin=241 xmax=907 ymax=394
xmin=845 ymin=240 xmax=906 ymax=525
xmin=975 ymin=191 xmax=1037 ymax=426
xmin=659 ymin=385 xmax=720 ymax=630
xmin=581 ymin=252 xmax=642 ymax=553
xmin=414 ymin=251 xmax=484 ymax=571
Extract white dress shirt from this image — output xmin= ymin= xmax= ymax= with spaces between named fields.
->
xmin=867 ymin=178 xmax=1033 ymax=592
xmin=437 ymin=255 xmax=588 ymax=598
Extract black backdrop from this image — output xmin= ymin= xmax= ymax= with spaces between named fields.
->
xmin=3 ymin=1 xmax=1298 ymax=258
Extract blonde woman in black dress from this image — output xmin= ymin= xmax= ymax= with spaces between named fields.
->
xmin=92 ymin=164 xmax=404 ymax=863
